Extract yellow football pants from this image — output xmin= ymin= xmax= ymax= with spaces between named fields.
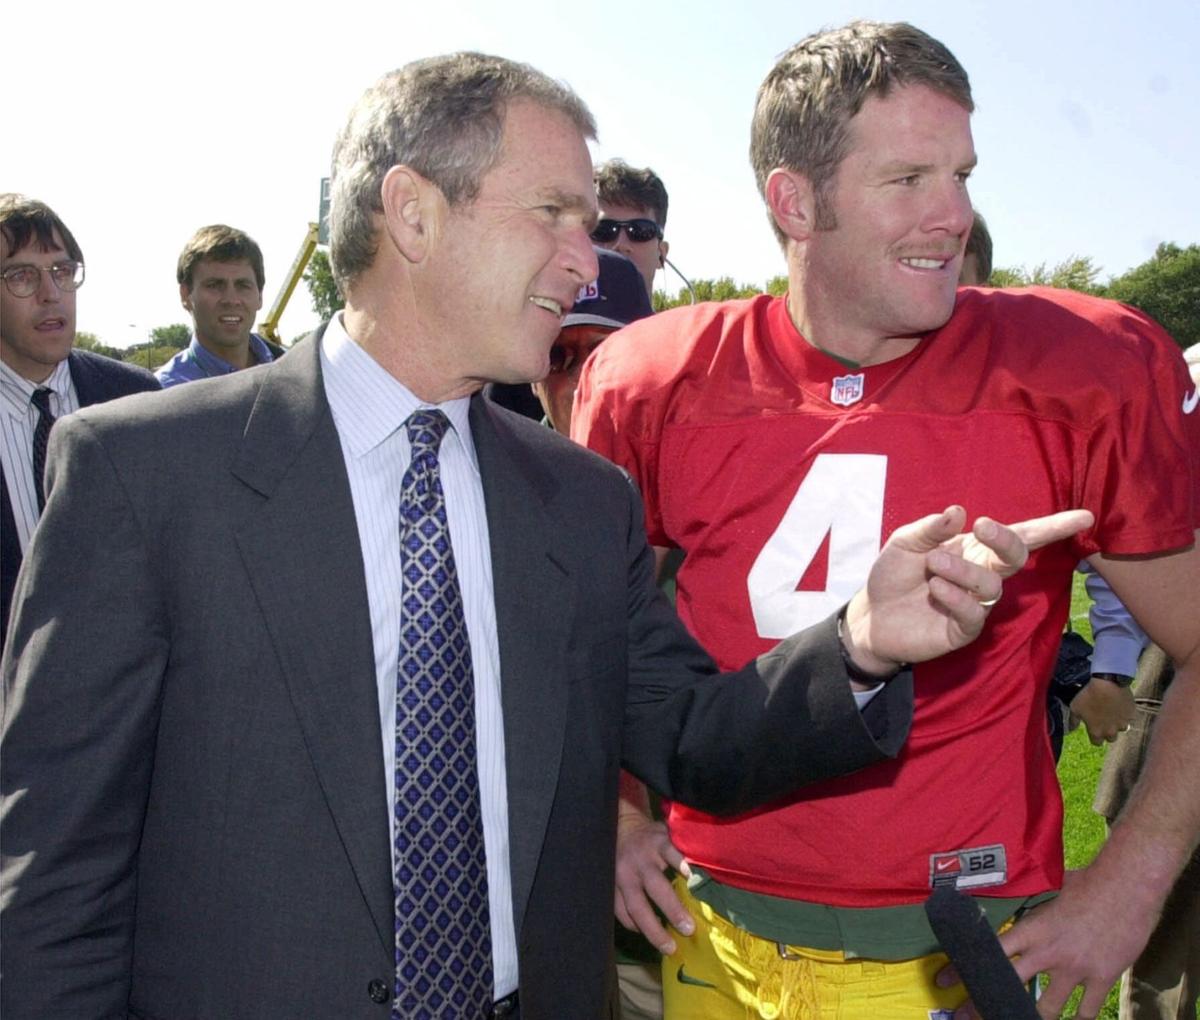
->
xmin=661 ymin=877 xmax=968 ymax=1020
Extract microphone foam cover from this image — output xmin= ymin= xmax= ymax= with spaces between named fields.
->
xmin=924 ymin=886 xmax=1039 ymax=1020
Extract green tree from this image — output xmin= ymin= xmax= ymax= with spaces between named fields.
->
xmin=1104 ymin=242 xmax=1199 ymax=350
xmin=303 ymin=250 xmax=344 ymax=321
xmin=987 ymin=267 xmax=1027 ymax=289
xmin=74 ymin=331 xmax=125 ymax=360
xmin=150 ymin=323 xmax=192 ymax=347
xmin=654 ymin=276 xmax=771 ymax=311
xmin=123 ymin=342 xmax=185 ymax=372
xmin=990 ymin=255 xmax=1104 ymax=294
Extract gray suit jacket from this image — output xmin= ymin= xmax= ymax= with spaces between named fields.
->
xmin=0 ymin=329 xmax=912 ymax=1019
xmin=0 ymin=349 xmax=159 ymax=653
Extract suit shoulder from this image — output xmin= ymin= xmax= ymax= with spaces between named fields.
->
xmin=480 ymin=401 xmax=635 ymax=500
xmin=65 ymin=359 xmax=265 ymax=445
xmin=70 ymin=349 xmax=162 ymax=397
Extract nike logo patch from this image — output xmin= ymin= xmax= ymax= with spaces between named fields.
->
xmin=676 ymin=964 xmax=718 ymax=989
xmin=1184 ymin=389 xmax=1199 ymax=414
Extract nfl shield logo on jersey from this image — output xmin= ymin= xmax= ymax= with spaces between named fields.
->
xmin=830 ymin=372 xmax=865 ymax=406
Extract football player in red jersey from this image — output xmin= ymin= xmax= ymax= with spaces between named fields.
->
xmin=574 ymin=20 xmax=1200 ymax=1020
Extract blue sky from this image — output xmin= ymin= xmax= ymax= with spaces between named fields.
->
xmin=9 ymin=0 xmax=1197 ymax=346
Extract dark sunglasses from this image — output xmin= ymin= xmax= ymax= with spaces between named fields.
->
xmin=589 ymin=218 xmax=663 ymax=244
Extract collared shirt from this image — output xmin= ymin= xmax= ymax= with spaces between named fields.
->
xmin=320 ymin=314 xmax=516 ymax=997
xmin=155 ymin=333 xmax=279 ymax=388
xmin=0 ymin=358 xmax=79 ymax=553
xmin=1081 ymin=561 xmax=1148 ymax=676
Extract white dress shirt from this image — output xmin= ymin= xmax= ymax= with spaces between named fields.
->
xmin=0 ymin=358 xmax=79 ymax=553
xmin=320 ymin=315 xmax=516 ymax=997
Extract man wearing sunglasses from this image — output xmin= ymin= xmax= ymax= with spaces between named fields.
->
xmin=0 ymin=194 xmax=159 ymax=654
xmin=593 ymin=160 xmax=669 ymax=298
xmin=531 ymin=248 xmax=651 ymax=434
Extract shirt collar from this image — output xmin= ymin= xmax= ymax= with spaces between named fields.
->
xmin=186 ymin=332 xmax=275 ymax=377
xmin=0 ymin=356 xmax=72 ymax=419
xmin=320 ymin=313 xmax=478 ymax=473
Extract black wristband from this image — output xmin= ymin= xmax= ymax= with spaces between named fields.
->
xmin=837 ymin=606 xmax=905 ymax=684
xmin=1091 ymin=671 xmax=1135 ymax=689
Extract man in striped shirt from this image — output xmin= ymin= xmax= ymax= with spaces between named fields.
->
xmin=0 ymin=194 xmax=158 ymax=651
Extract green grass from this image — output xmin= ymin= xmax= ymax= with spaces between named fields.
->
xmin=1052 ymin=574 xmax=1120 ymax=1019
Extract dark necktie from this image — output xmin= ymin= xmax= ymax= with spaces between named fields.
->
xmin=393 ymin=408 xmax=493 ymax=1019
xmin=30 ymin=387 xmax=56 ymax=514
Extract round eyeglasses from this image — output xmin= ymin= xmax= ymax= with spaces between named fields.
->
xmin=1 ymin=261 xmax=86 ymax=298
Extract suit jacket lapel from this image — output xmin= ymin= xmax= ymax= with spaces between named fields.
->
xmin=469 ymin=398 xmax=575 ymax=935
xmin=231 ymin=330 xmax=394 ymax=954
xmin=67 ymin=350 xmax=108 ymax=405
xmin=0 ymin=464 xmax=19 ymax=646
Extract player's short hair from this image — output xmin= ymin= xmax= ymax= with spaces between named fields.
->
xmin=751 ymin=20 xmax=973 ymax=244
xmin=0 ymin=193 xmax=84 ymax=264
xmin=965 ymin=211 xmax=993 ymax=284
xmin=177 ymin=225 xmax=265 ymax=291
xmin=329 ymin=52 xmax=597 ymax=288
xmin=594 ymin=159 xmax=669 ymax=228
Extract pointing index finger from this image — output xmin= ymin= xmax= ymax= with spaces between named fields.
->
xmin=1008 ymin=509 xmax=1095 ymax=552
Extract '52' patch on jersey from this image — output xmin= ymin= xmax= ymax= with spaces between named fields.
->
xmin=929 ymin=844 xmax=1007 ymax=891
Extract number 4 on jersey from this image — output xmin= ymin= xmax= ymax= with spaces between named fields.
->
xmin=747 ymin=453 xmax=888 ymax=638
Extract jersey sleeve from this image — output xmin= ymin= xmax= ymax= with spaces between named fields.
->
xmin=1077 ymin=309 xmax=1200 ymax=556
xmin=572 ymin=337 xmax=670 ymax=547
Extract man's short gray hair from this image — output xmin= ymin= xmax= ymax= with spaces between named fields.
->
xmin=329 ymin=52 xmax=596 ymax=288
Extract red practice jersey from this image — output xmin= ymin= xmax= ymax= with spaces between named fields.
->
xmin=574 ymin=288 xmax=1200 ymax=907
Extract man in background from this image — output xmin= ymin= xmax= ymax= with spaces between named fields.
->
xmin=0 ymin=193 xmax=158 ymax=651
xmin=959 ymin=209 xmax=993 ymax=286
xmin=532 ymin=247 xmax=651 ymax=433
xmin=156 ymin=224 xmax=284 ymax=387
xmin=1092 ymin=342 xmax=1200 ymax=1020
xmin=592 ymin=159 xmax=670 ymax=299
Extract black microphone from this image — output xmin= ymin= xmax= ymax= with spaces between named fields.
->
xmin=924 ymin=886 xmax=1039 ymax=1020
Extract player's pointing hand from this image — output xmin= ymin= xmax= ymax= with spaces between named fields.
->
xmin=842 ymin=506 xmax=1095 ymax=676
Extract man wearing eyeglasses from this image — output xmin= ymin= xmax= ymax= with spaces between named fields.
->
xmin=0 ymin=194 xmax=159 ymax=653
xmin=593 ymin=160 xmax=669 ymax=298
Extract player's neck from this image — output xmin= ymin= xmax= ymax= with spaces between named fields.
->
xmin=785 ymin=291 xmax=921 ymax=368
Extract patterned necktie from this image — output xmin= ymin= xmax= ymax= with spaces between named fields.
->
xmin=30 ymin=387 xmax=56 ymax=514
xmin=393 ymin=408 xmax=493 ymax=1019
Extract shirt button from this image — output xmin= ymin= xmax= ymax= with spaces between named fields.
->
xmin=367 ymin=978 xmax=390 ymax=1004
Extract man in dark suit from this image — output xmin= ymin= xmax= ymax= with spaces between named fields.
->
xmin=0 ymin=194 xmax=159 ymax=652
xmin=0 ymin=56 xmax=1088 ymax=1020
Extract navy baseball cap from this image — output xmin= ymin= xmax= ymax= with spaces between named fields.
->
xmin=562 ymin=248 xmax=654 ymax=330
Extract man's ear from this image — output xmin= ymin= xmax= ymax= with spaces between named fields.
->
xmin=765 ymin=168 xmax=819 ymax=244
xmin=179 ymin=282 xmax=193 ymax=312
xmin=658 ymin=239 xmax=670 ymax=267
xmin=380 ymin=165 xmax=442 ymax=264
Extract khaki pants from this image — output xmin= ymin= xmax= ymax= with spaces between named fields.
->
xmin=618 ymin=959 xmax=665 ymax=1020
